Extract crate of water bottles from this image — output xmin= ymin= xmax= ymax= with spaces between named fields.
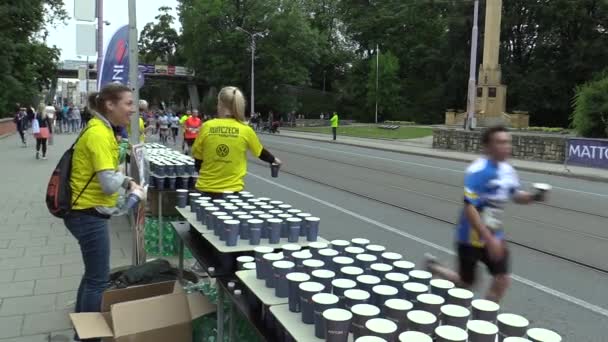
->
xmin=145 ymin=146 xmax=198 ymax=191
xmin=176 ymin=190 xmax=321 ymax=247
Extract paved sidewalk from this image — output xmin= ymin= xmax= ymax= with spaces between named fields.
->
xmin=0 ymin=133 xmax=133 ymax=342
xmin=276 ymin=129 xmax=608 ymax=182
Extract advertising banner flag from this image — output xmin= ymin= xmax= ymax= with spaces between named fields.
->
xmin=566 ymin=138 xmax=608 ymax=169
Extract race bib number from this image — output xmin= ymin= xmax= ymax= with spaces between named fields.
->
xmin=481 ymin=207 xmax=504 ymax=232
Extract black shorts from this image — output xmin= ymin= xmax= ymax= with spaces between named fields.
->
xmin=185 ymin=138 xmax=195 ymax=146
xmin=458 ymin=243 xmax=509 ymax=285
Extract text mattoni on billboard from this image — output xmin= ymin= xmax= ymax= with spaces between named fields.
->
xmin=566 ymin=138 xmax=608 ymax=169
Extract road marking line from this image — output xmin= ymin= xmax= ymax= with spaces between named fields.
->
xmin=249 ymin=172 xmax=608 ymax=318
xmin=263 ymin=137 xmax=608 ymax=198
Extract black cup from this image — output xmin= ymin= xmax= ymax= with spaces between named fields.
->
xmin=303 ymin=259 xmax=325 ymax=274
xmin=331 ymin=278 xmax=357 ymax=308
xmin=370 ymin=263 xmax=393 ymax=279
xmin=435 ymin=325 xmax=468 ymax=342
xmin=371 ymin=285 xmax=399 ymax=308
xmin=248 ymin=219 xmax=264 ymax=245
xmin=333 ymin=256 xmax=355 ymax=274
xmin=189 ymin=193 xmax=202 ymax=211
xmin=308 ymin=242 xmax=329 ymax=258
xmin=273 ymin=260 xmax=295 ymax=298
xmin=447 ymin=288 xmax=474 ymax=308
xmin=267 ymin=218 xmax=283 ymax=244
xmin=204 ymin=207 xmax=220 ymax=231
xmin=406 ymin=310 xmax=438 ymax=335
xmin=218 ymin=216 xmax=234 ymax=241
xmin=176 ymin=189 xmax=188 ymax=208
xmin=287 ymin=218 xmax=302 ymax=242
xmin=384 ymin=273 xmax=409 ymax=297
xmin=392 ymin=260 xmax=416 ymax=274
xmin=471 ymin=299 xmax=500 ymax=323
xmin=351 ymin=304 xmax=381 ymax=340
xmin=263 ymin=253 xmax=283 ymax=288
xmin=296 ymin=213 xmax=312 ymax=236
xmin=365 ymin=244 xmax=386 ymax=258
xmin=311 ymin=269 xmax=336 ymax=293
xmin=350 ymin=238 xmax=370 ymax=248
xmin=300 ymin=282 xmax=325 ymax=324
xmin=270 ymin=163 xmax=280 ymax=178
xmin=237 ymin=255 xmax=255 ymax=270
xmin=408 ymin=270 xmax=433 ymax=285
xmin=313 ymin=293 xmax=340 ymax=338
xmin=356 ymin=275 xmax=381 ymax=294
xmin=356 ymin=254 xmax=378 ymax=273
xmin=403 ymin=282 xmax=429 ymax=303
xmin=440 ymin=304 xmax=471 ymax=329
xmin=344 ymin=289 xmax=371 ymax=311
xmin=344 ymin=246 xmax=365 ymax=260
xmin=224 ymin=220 xmax=240 ymax=246
xmin=381 ymin=252 xmax=403 ymax=265
xmin=383 ymin=298 xmax=413 ymax=332
xmin=430 ymin=278 xmax=455 ymax=298
xmin=416 ymin=294 xmax=445 ymax=316
xmin=254 ymin=246 xmax=274 ymax=280
xmin=281 ymin=244 xmax=302 ymax=261
xmin=331 ymin=239 xmax=350 ymax=253
xmin=292 ymin=251 xmax=312 ymax=273
xmin=318 ymin=249 xmax=340 ymax=270
xmin=340 ymin=266 xmax=364 ymax=281
xmin=496 ymin=313 xmax=529 ymax=339
xmin=323 ymin=308 xmax=353 ymax=342
xmin=238 ymin=215 xmax=253 ymax=240
xmin=398 ymin=331 xmax=433 ymax=342
xmin=211 ymin=212 xmax=228 ymax=236
xmin=167 ymin=176 xmax=176 ymax=190
xmin=305 ymin=217 xmax=320 ymax=242
xmin=287 ymin=272 xmax=311 ymax=312
xmin=364 ymin=318 xmax=398 ymax=341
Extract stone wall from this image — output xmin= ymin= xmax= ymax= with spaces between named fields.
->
xmin=0 ymin=118 xmax=16 ymax=137
xmin=433 ymin=128 xmax=567 ymax=163
xmin=294 ymin=119 xmax=356 ymax=127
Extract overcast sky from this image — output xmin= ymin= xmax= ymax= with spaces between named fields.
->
xmin=46 ymin=0 xmax=180 ymax=61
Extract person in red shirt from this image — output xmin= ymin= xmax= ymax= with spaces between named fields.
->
xmin=183 ymin=109 xmax=202 ymax=154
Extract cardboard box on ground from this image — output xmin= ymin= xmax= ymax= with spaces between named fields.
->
xmin=70 ymin=281 xmax=216 ymax=342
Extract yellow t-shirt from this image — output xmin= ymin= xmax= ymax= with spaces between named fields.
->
xmin=139 ymin=117 xmax=145 ymax=143
xmin=71 ymin=117 xmax=119 ymax=209
xmin=192 ymin=118 xmax=263 ymax=193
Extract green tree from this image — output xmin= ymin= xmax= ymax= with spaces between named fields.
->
xmin=367 ymin=51 xmax=402 ymax=122
xmin=139 ymin=6 xmax=181 ymax=64
xmin=571 ymin=73 xmax=608 ymax=138
xmin=0 ymin=0 xmax=67 ymax=116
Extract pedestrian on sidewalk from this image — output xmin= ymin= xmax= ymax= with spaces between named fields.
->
xmin=192 ymin=86 xmax=281 ymax=199
xmin=71 ymin=106 xmax=82 ymax=133
xmin=183 ymin=109 xmax=202 ymax=154
xmin=13 ymin=106 xmax=28 ymax=146
xmin=330 ymin=111 xmax=339 ymax=141
xmin=33 ymin=104 xmax=53 ymax=159
xmin=426 ymin=126 xmax=549 ymax=303
xmin=64 ymin=83 xmax=143 ymax=341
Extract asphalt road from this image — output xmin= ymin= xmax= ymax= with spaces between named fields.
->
xmin=242 ymin=134 xmax=608 ymax=341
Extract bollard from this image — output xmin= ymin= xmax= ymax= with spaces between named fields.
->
xmin=383 ymin=298 xmax=413 ymax=332
xmin=402 ymin=282 xmax=429 ymax=303
xmin=467 ymin=320 xmax=499 ymax=342
xmin=435 ymin=325 xmax=468 ymax=342
xmin=447 ymin=288 xmax=474 ymax=308
xmin=416 ymin=293 xmax=445 ymax=316
xmin=472 ymin=299 xmax=500 ymax=323
xmin=526 ymin=328 xmax=562 ymax=342
xmin=497 ymin=313 xmax=529 ymax=340
xmin=312 ymin=293 xmax=340 ymax=338
xmin=430 ymin=279 xmax=455 ymax=298
xmin=440 ymin=304 xmax=470 ymax=329
xmin=406 ymin=310 xmax=438 ymax=335
xmin=351 ymin=304 xmax=381 ymax=340
xmin=286 ymin=272 xmax=310 ymax=313
xmin=398 ymin=331 xmax=432 ymax=342
xmin=364 ymin=318 xmax=398 ymax=342
xmin=408 ymin=270 xmax=433 ymax=285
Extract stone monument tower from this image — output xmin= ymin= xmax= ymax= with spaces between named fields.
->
xmin=445 ymin=0 xmax=529 ymax=128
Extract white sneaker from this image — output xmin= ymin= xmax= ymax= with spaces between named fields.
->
xmin=424 ymin=253 xmax=440 ymax=272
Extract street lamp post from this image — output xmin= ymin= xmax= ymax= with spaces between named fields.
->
xmin=237 ymin=27 xmax=267 ymax=118
xmin=375 ymin=44 xmax=380 ymax=124
xmin=465 ymin=0 xmax=480 ymax=130
xmin=96 ymin=0 xmax=104 ymax=76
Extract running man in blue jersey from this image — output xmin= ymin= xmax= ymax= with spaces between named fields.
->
xmin=427 ymin=126 xmax=549 ymax=302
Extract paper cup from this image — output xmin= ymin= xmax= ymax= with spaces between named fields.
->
xmin=393 ymin=260 xmax=416 ymax=274
xmin=263 ymin=253 xmax=283 ymax=288
xmin=355 ymin=336 xmax=386 ymax=342
xmin=332 ymin=278 xmax=357 ymax=308
xmin=497 ymin=313 xmax=529 ymax=339
xmin=351 ymin=304 xmax=381 ymax=340
xmin=344 ymin=289 xmax=371 ymax=311
xmin=267 ymin=218 xmax=283 ymax=244
xmin=416 ymin=293 xmax=445 ymax=316
xmin=398 ymin=331 xmax=433 ymax=342
xmin=300 ymin=282 xmax=326 ymax=324
xmin=273 ymin=260 xmax=295 ymax=298
xmin=526 ymin=328 xmax=562 ymax=342
xmin=287 ymin=272 xmax=311 ymax=312
xmin=365 ymin=318 xmax=398 ymax=341
xmin=287 ymin=208 xmax=302 ymax=215
xmin=371 ymin=285 xmax=399 ymax=307
xmin=217 ymin=215 xmax=234 ymax=241
xmin=259 ymin=214 xmax=274 ymax=239
xmin=308 ymin=241 xmax=329 ymax=258
xmin=242 ymin=262 xmax=256 ymax=270
xmin=238 ymin=215 xmax=254 ymax=240
xmin=278 ymin=204 xmax=293 ymax=210
xmin=324 ymin=308 xmax=353 ymax=342
xmin=356 ymin=274 xmax=381 ymax=293
xmin=176 ymin=189 xmax=188 ymax=208
xmin=292 ymin=251 xmax=312 ymax=273
xmin=333 ymin=256 xmax=355 ymax=274
xmin=409 ymin=270 xmax=433 ymax=285
xmin=467 ymin=320 xmax=499 ymax=342
xmin=269 ymin=200 xmax=284 ymax=206
xmin=351 ymin=238 xmax=371 ymax=248
xmin=305 ymin=217 xmax=320 ymax=241
xmin=340 ymin=266 xmax=364 ymax=281
xmin=435 ymin=325 xmax=468 ymax=342
xmin=189 ymin=193 xmax=202 ymax=210
xmin=312 ymin=293 xmax=340 ymax=338
xmin=407 ymin=310 xmax=438 ymax=335
xmin=356 ymin=254 xmax=378 ymax=273
xmin=254 ymin=246 xmax=274 ymax=279
xmin=211 ymin=211 xmax=228 ymax=237
xmin=370 ymin=263 xmax=393 ymax=279
xmin=383 ymin=298 xmax=413 ymax=332
xmin=472 ymin=299 xmax=500 ymax=323
xmin=248 ymin=219 xmax=264 ymax=245
xmin=296 ymin=213 xmax=312 ymax=236
xmin=224 ymin=220 xmax=240 ymax=246
xmin=312 ymin=269 xmax=336 ymax=293
xmin=344 ymin=246 xmax=365 ymax=259
xmin=381 ymin=252 xmax=402 ymax=264
xmin=287 ymin=217 xmax=302 ymax=242
xmin=237 ymin=255 xmax=254 ymax=270
xmin=430 ymin=279 xmax=455 ymax=298
xmin=331 ymin=239 xmax=351 ymax=253
xmin=281 ymin=244 xmax=302 ymax=261
xmin=303 ymin=259 xmax=325 ymax=274
xmin=385 ymin=272 xmax=409 ymax=296
xmin=365 ymin=244 xmax=386 ymax=257
xmin=503 ymin=338 xmax=533 ymax=342
xmin=403 ymin=282 xmax=429 ymax=302
xmin=269 ymin=209 xmax=284 ymax=216
xmin=440 ymin=304 xmax=470 ymax=329
xmin=447 ymin=288 xmax=474 ymax=308
xmin=197 ymin=202 xmax=214 ymax=223
xmin=203 ymin=207 xmax=220 ymax=230
xmin=319 ymin=249 xmax=340 ymax=271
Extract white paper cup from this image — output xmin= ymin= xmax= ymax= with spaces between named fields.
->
xmin=435 ymin=325 xmax=468 ymax=342
xmin=497 ymin=313 xmax=530 ymax=338
xmin=381 ymin=252 xmax=402 ymax=264
xmin=398 ymin=331 xmax=433 ymax=342
xmin=447 ymin=288 xmax=474 ymax=308
xmin=344 ymin=289 xmax=371 ymax=311
xmin=416 ymin=293 xmax=445 ymax=315
xmin=365 ymin=318 xmax=398 ymax=341
xmin=407 ymin=310 xmax=438 ymax=335
xmin=351 ymin=238 xmax=371 ymax=247
xmin=440 ymin=304 xmax=470 ymax=329
xmin=393 ymin=260 xmax=416 ymax=273
xmin=383 ymin=298 xmax=413 ymax=332
xmin=312 ymin=293 xmax=340 ymax=338
xmin=526 ymin=328 xmax=562 ymax=342
xmin=403 ymin=282 xmax=429 ymax=302
xmin=323 ymin=308 xmax=353 ymax=342
xmin=409 ymin=269 xmax=433 ymax=285
xmin=467 ymin=320 xmax=499 ymax=342
xmin=351 ymin=304 xmax=381 ymax=339
xmin=357 ymin=274 xmax=382 ymax=293
xmin=355 ymin=337 xmax=387 ymax=342
xmin=472 ymin=299 xmax=500 ymax=322
xmin=430 ymin=279 xmax=455 ymax=298
xmin=371 ymin=285 xmax=399 ymax=307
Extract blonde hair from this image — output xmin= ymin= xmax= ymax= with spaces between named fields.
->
xmin=218 ymin=86 xmax=246 ymax=122
xmin=38 ymin=104 xmax=47 ymax=119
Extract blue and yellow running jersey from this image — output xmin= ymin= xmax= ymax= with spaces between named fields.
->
xmin=457 ymin=158 xmax=521 ymax=247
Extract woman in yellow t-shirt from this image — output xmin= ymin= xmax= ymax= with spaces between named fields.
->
xmin=64 ymin=83 xmax=143 ymax=332
xmin=192 ymin=86 xmax=281 ymax=198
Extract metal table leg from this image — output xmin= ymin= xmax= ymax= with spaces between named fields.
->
xmin=228 ymin=301 xmax=235 ymax=342
xmin=216 ymin=281 xmax=225 ymax=341
xmin=178 ymin=238 xmax=184 ymax=284
xmin=158 ymin=191 xmax=163 ymax=255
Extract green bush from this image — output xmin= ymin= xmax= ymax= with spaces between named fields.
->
xmin=571 ymin=75 xmax=608 ymax=138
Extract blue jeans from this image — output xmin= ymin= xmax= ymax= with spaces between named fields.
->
xmin=64 ymin=211 xmax=110 ymax=342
